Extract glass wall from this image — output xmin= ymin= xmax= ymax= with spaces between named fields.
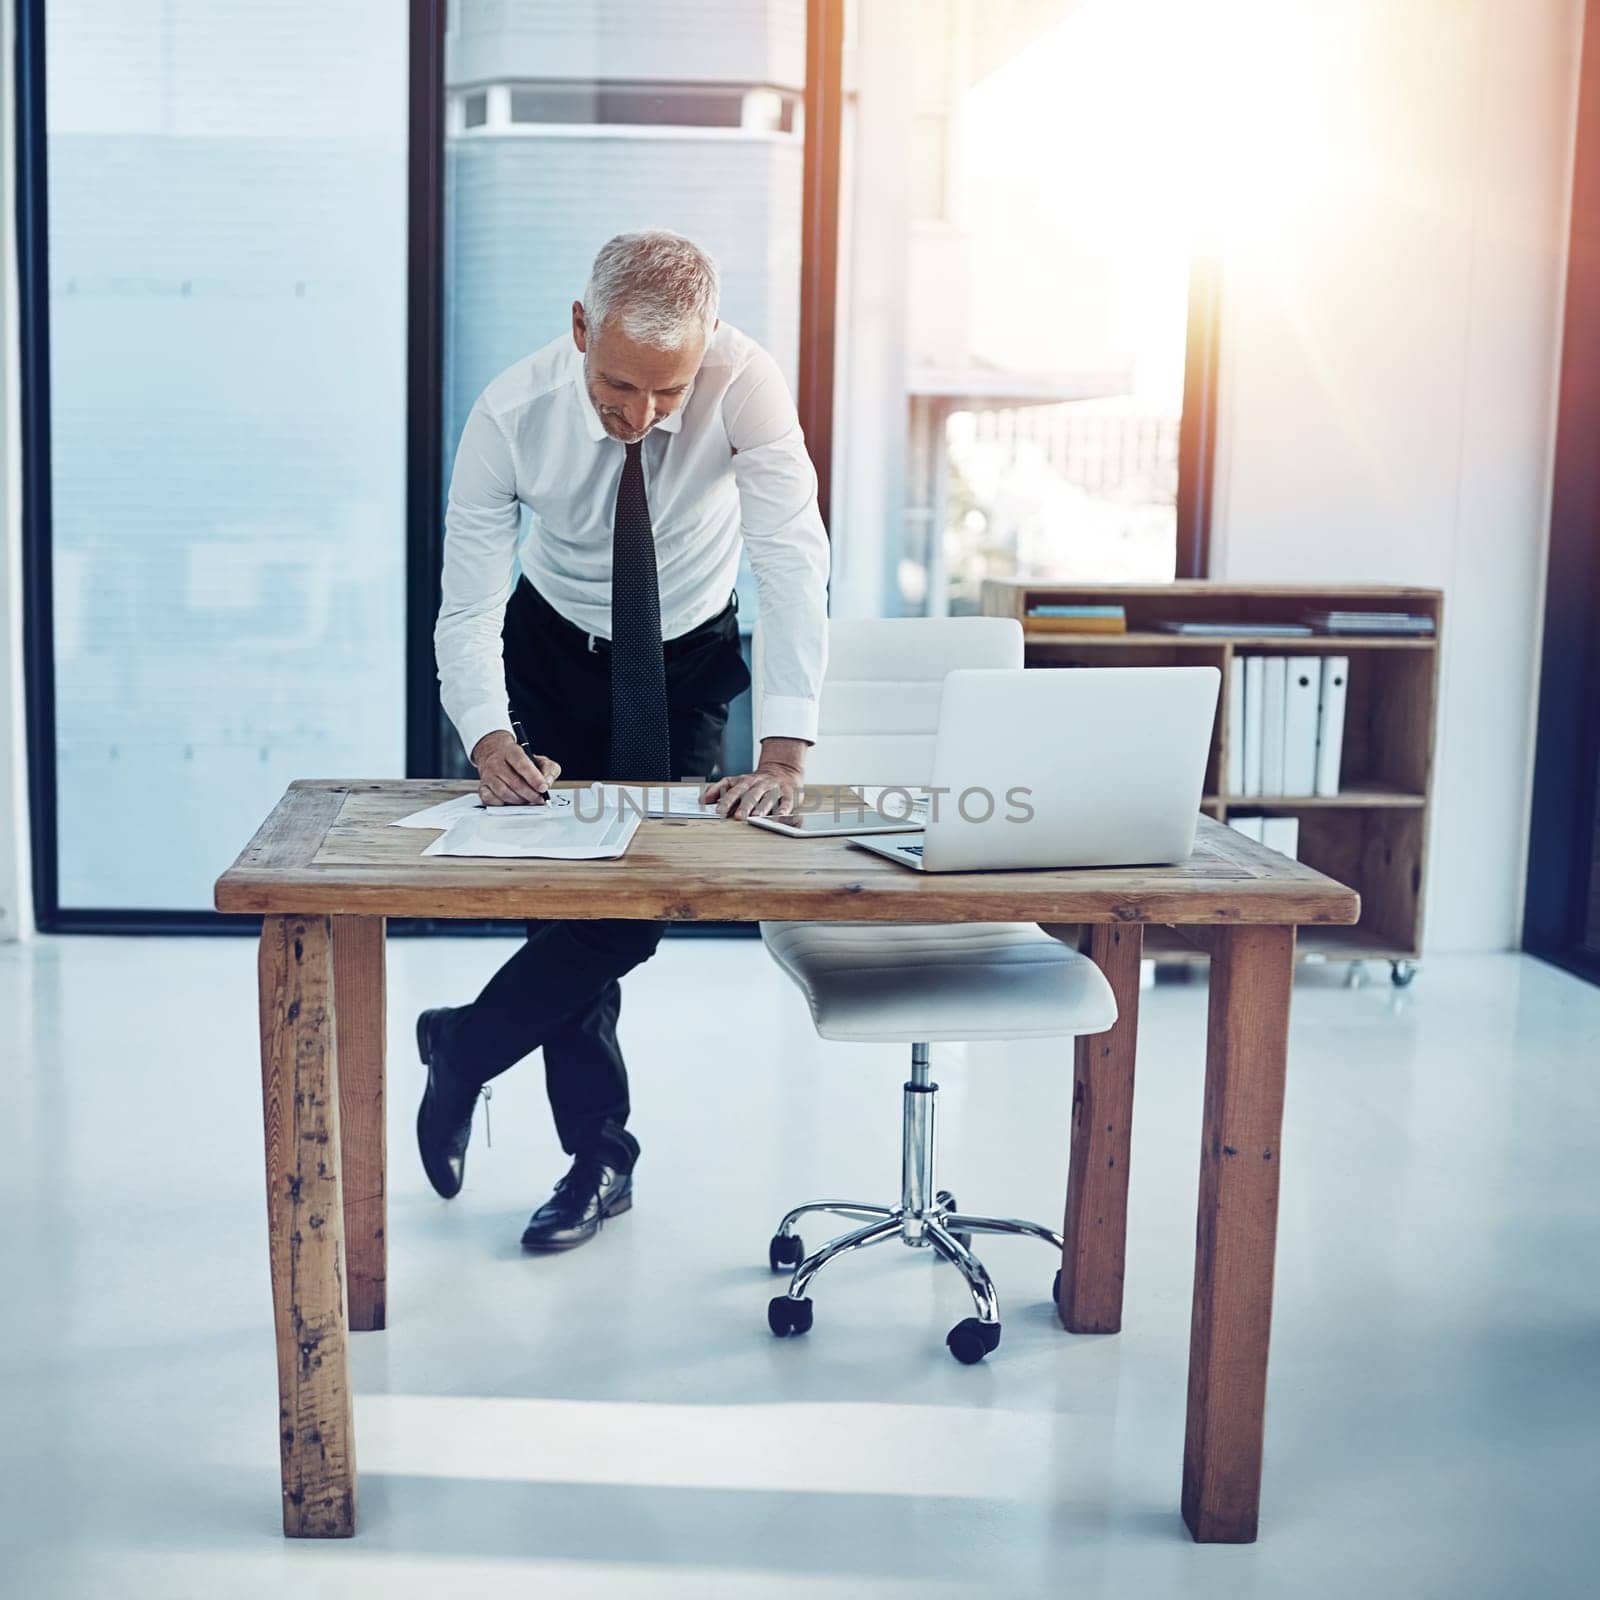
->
xmin=441 ymin=0 xmax=808 ymax=774
xmin=44 ymin=0 xmax=409 ymax=910
xmin=831 ymin=0 xmax=1195 ymax=617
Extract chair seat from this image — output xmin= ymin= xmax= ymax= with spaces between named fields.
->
xmin=760 ymin=921 xmax=1118 ymax=1043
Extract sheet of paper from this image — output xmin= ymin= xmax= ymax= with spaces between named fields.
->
xmin=393 ymin=790 xmax=577 ymax=829
xmin=421 ymin=797 xmax=641 ymax=859
xmin=392 ymin=792 xmax=482 ymax=830
xmin=598 ymin=783 xmax=721 ymax=819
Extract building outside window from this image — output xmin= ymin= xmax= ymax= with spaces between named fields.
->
xmin=440 ymin=0 xmax=808 ymax=772
xmin=831 ymin=0 xmax=1193 ymax=618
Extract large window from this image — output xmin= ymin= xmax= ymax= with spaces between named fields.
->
xmin=830 ymin=0 xmax=1195 ymax=617
xmin=438 ymin=0 xmax=809 ymax=774
xmin=19 ymin=0 xmax=1213 ymax=928
xmin=30 ymin=0 xmax=409 ymax=915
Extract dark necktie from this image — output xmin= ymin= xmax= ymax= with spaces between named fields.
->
xmin=608 ymin=439 xmax=671 ymax=781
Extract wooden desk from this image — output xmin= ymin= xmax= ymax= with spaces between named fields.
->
xmin=215 ymin=780 xmax=1360 ymax=1544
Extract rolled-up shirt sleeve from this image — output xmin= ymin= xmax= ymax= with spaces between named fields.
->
xmin=724 ymin=349 xmax=830 ymax=744
xmin=434 ymin=401 xmax=521 ymax=763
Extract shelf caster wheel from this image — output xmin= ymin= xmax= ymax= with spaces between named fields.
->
xmin=768 ymin=1296 xmax=814 ymax=1337
xmin=768 ymin=1233 xmax=805 ymax=1273
xmin=1390 ymin=960 xmax=1418 ymax=988
xmin=946 ymin=1317 xmax=1001 ymax=1365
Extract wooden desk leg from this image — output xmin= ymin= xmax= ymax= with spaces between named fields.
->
xmin=333 ymin=916 xmax=387 ymax=1333
xmin=259 ymin=914 xmax=357 ymax=1538
xmin=1182 ymin=923 xmax=1295 ymax=1544
xmin=1058 ymin=923 xmax=1143 ymax=1333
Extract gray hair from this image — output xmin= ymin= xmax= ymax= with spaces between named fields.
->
xmin=583 ymin=230 xmax=720 ymax=349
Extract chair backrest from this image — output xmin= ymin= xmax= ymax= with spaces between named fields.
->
xmin=753 ymin=616 xmax=1024 ymax=786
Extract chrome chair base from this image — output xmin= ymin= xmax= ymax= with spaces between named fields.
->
xmin=766 ymin=1044 xmax=1065 ymax=1364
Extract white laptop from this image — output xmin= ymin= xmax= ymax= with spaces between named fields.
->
xmin=851 ymin=666 xmax=1220 ymax=873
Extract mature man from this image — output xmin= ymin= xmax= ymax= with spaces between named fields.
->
xmin=418 ymin=230 xmax=829 ymax=1251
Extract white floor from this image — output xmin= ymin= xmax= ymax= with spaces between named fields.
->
xmin=1 ymin=934 xmax=1597 ymax=1599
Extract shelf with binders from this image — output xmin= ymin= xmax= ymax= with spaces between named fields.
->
xmin=984 ymin=579 xmax=1443 ymax=976
xmin=1222 ymin=642 xmax=1435 ymax=813
xmin=1223 ymin=644 xmax=1434 ymax=964
xmin=991 ymin=577 xmax=1442 ymax=644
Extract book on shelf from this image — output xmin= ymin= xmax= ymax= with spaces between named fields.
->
xmin=1303 ymin=610 xmax=1434 ymax=636
xmin=1026 ymin=604 xmax=1125 ymax=616
xmin=1242 ymin=656 xmax=1265 ymax=796
xmin=1236 ymin=652 xmax=1348 ymax=798
xmin=1024 ymin=616 xmax=1128 ymax=633
xmin=1226 ymin=669 xmax=1246 ymax=795
xmin=1025 ymin=603 xmax=1126 ymax=634
xmin=1154 ymin=619 xmax=1314 ymax=637
xmin=1315 ymin=656 xmax=1349 ymax=796
xmin=1261 ymin=657 xmax=1288 ymax=794
xmin=1283 ymin=659 xmax=1320 ymax=794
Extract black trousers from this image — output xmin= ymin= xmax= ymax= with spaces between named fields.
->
xmin=439 ymin=577 xmax=750 ymax=1156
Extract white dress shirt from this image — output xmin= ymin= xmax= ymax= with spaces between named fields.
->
xmin=435 ymin=320 xmax=830 ymax=763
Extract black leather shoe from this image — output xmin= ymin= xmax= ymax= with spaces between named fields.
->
xmin=415 ymin=1008 xmax=486 ymax=1200
xmin=520 ymin=1126 xmax=639 ymax=1253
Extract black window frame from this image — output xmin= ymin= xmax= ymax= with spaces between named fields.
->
xmin=15 ymin=0 xmax=1215 ymax=934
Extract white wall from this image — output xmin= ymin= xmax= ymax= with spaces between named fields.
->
xmin=1 ymin=0 xmax=32 ymax=942
xmin=1211 ymin=0 xmax=1582 ymax=953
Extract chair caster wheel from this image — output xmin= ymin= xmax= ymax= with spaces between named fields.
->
xmin=768 ymin=1233 xmax=805 ymax=1273
xmin=768 ymin=1296 xmax=814 ymax=1337
xmin=1052 ymin=1268 xmax=1061 ymax=1302
xmin=946 ymin=1317 xmax=1001 ymax=1365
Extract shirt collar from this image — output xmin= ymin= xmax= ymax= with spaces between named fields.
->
xmin=570 ymin=344 xmax=688 ymax=442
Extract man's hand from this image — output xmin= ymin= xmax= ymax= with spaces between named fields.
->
xmin=472 ymin=729 xmax=561 ymax=806
xmin=700 ymin=736 xmax=808 ymax=819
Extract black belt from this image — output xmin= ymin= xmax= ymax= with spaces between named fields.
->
xmin=523 ymin=577 xmax=738 ymax=661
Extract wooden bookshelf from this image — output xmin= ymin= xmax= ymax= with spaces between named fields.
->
xmin=982 ymin=581 xmax=1444 ymax=984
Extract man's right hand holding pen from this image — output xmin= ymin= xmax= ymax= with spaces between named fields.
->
xmin=471 ymin=720 xmax=562 ymax=807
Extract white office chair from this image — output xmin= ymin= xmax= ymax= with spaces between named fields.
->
xmin=753 ymin=617 xmax=1118 ymax=1364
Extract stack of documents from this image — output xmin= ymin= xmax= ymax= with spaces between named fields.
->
xmin=392 ymin=783 xmax=720 ymax=860
xmin=1024 ymin=603 xmax=1127 ymax=634
xmin=1303 ymin=609 xmax=1434 ymax=636
xmin=1228 ymin=656 xmax=1348 ymax=799
xmin=421 ymin=801 xmax=640 ymax=860
xmin=1155 ymin=619 xmax=1313 ymax=637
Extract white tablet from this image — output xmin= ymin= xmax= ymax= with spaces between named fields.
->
xmin=750 ymin=808 xmax=926 ymax=839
